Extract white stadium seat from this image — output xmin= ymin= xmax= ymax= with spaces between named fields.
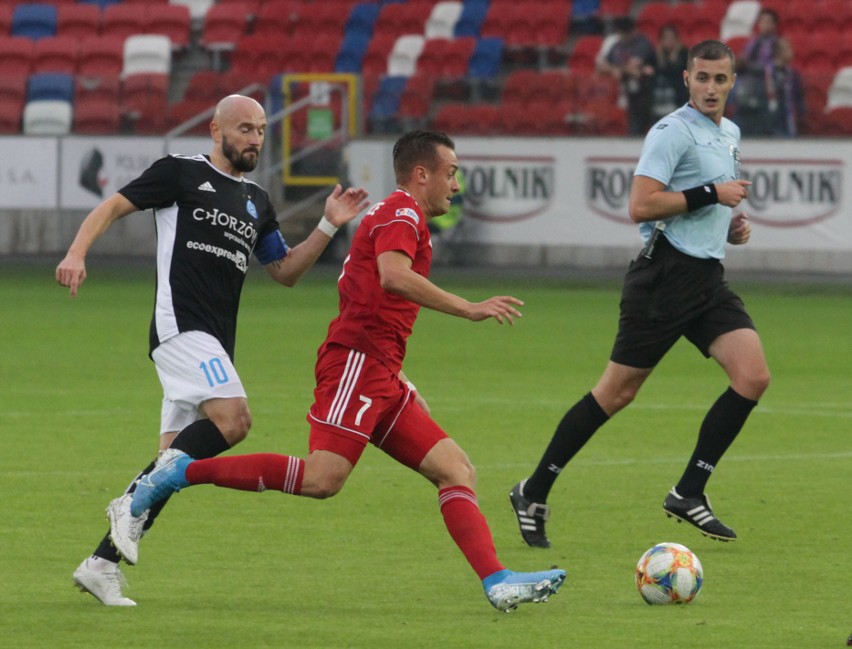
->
xmin=387 ymin=34 xmax=425 ymax=77
xmin=826 ymin=66 xmax=852 ymax=111
xmin=720 ymin=0 xmax=761 ymax=42
xmin=23 ymin=99 xmax=72 ymax=135
xmin=122 ymin=34 xmax=172 ymax=77
xmin=425 ymin=1 xmax=463 ymax=39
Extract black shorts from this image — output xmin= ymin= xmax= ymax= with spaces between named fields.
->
xmin=610 ymin=236 xmax=756 ymax=369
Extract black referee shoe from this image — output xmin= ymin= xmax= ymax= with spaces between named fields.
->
xmin=509 ymin=480 xmax=552 ymax=548
xmin=663 ymin=487 xmax=737 ymax=542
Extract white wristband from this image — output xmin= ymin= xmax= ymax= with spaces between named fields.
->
xmin=317 ymin=215 xmax=338 ymax=238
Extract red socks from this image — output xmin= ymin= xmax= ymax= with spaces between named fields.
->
xmin=438 ymin=486 xmax=505 ymax=581
xmin=186 ymin=453 xmax=304 ymax=494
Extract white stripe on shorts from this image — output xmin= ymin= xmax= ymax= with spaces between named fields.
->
xmin=327 ymin=349 xmax=365 ymax=426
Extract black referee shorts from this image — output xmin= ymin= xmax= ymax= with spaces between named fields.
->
xmin=610 ymin=236 xmax=756 ymax=369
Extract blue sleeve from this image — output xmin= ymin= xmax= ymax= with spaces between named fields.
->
xmin=634 ymin=118 xmax=691 ymax=188
xmin=254 ymin=230 xmax=289 ymax=265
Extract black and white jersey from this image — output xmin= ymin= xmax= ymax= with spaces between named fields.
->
xmin=118 ymin=154 xmax=289 ymax=360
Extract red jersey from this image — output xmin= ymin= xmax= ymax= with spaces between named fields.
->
xmin=323 ymin=190 xmax=432 ymax=373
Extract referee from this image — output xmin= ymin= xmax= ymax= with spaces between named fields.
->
xmin=57 ymin=95 xmax=368 ymax=605
xmin=510 ymin=40 xmax=770 ymax=547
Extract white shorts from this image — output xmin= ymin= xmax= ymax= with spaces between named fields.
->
xmin=152 ymin=331 xmax=247 ymax=435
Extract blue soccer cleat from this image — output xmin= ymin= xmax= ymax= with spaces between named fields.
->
xmin=130 ymin=449 xmax=192 ymax=517
xmin=483 ymin=568 xmax=566 ymax=612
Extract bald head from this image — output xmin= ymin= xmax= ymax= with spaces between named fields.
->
xmin=210 ymin=94 xmax=267 ymax=176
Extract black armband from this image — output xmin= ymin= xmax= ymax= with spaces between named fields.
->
xmin=682 ymin=184 xmax=718 ymax=211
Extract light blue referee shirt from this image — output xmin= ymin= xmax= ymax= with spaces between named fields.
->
xmin=634 ymin=103 xmax=741 ymax=259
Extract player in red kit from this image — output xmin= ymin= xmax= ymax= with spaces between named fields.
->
xmin=128 ymin=131 xmax=566 ymax=612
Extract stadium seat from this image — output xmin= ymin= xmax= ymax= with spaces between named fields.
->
xmin=636 ymin=1 xmax=671 ymax=40
xmin=387 ymin=35 xmax=426 ymax=77
xmin=79 ymin=35 xmax=125 ymax=76
xmin=122 ymin=35 xmax=172 ymax=76
xmin=345 ymin=3 xmax=380 ymax=39
xmin=824 ymin=106 xmax=852 ymax=135
xmin=0 ymin=98 xmax=24 ymax=134
xmin=253 ymin=1 xmax=302 ymax=39
xmin=453 ymin=0 xmax=488 ymax=37
xmin=230 ymin=34 xmax=283 ymax=84
xmin=431 ymin=102 xmax=498 ymax=135
xmin=56 ymin=3 xmax=101 ymax=39
xmin=720 ymin=0 xmax=760 ymax=42
xmin=76 ymin=74 xmax=121 ymax=104
xmin=170 ymin=0 xmax=216 ymax=23
xmin=0 ymin=74 xmax=28 ymax=106
xmin=297 ymin=1 xmax=348 ymax=41
xmin=78 ymin=0 xmax=124 ymax=8
xmin=148 ymin=4 xmax=191 ymax=51
xmin=32 ymin=36 xmax=79 ymax=74
xmin=373 ymin=1 xmax=433 ymax=39
xmin=201 ymin=2 xmax=251 ymax=51
xmin=23 ymin=99 xmax=72 ymax=135
xmin=468 ymin=36 xmax=504 ymax=80
xmin=398 ymin=72 xmax=436 ymax=123
xmin=425 ymin=1 xmax=463 ymax=39
xmin=73 ymin=96 xmax=121 ymax=134
xmin=183 ymin=70 xmax=226 ymax=102
xmin=121 ymin=72 xmax=169 ymax=114
xmin=598 ymin=0 xmax=632 ymax=20
xmin=0 ymin=5 xmax=11 ymax=37
xmin=826 ymin=67 xmax=852 ymax=111
xmin=417 ymin=37 xmax=477 ymax=78
xmin=27 ymin=72 xmax=75 ymax=103
xmin=168 ymin=98 xmax=215 ymax=135
xmin=568 ymin=35 xmax=603 ymax=74
xmin=368 ymin=75 xmax=408 ymax=129
xmin=11 ymin=3 xmax=58 ymax=40
xmin=102 ymin=3 xmax=147 ymax=42
xmin=335 ymin=31 xmax=371 ymax=73
xmin=0 ymin=37 xmax=35 ymax=76
xmin=361 ymin=31 xmax=399 ymax=77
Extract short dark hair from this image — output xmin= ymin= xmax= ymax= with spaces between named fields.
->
xmin=392 ymin=130 xmax=455 ymax=184
xmin=687 ymin=40 xmax=735 ymax=70
xmin=759 ymin=8 xmax=779 ymax=25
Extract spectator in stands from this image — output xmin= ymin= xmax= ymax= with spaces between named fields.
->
xmin=734 ymin=7 xmax=780 ymax=134
xmin=763 ymin=38 xmax=804 ymax=137
xmin=652 ymin=24 xmax=689 ymax=121
xmin=598 ymin=16 xmax=656 ymax=135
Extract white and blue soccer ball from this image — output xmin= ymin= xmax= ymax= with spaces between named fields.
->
xmin=635 ymin=542 xmax=703 ymax=605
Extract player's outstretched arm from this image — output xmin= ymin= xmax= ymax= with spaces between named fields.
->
xmin=56 ymin=193 xmax=138 ymax=297
xmin=265 ymin=184 xmax=369 ymax=287
xmin=377 ymin=251 xmax=523 ymax=325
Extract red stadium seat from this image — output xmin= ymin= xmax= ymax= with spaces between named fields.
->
xmin=32 ymin=36 xmax=79 ymax=75
xmin=0 ymin=97 xmax=24 ymax=134
xmin=0 ymin=5 xmax=11 ymax=36
xmin=416 ymin=37 xmax=476 ymax=78
xmin=432 ymin=102 xmax=499 ymax=135
xmin=121 ymin=73 xmax=169 ymax=117
xmin=230 ymin=34 xmax=283 ymax=84
xmin=148 ymin=4 xmax=191 ymax=51
xmin=372 ymin=0 xmax=433 ymax=39
xmin=79 ymin=36 xmax=125 ymax=77
xmin=361 ymin=32 xmax=399 ymax=77
xmin=0 ymin=73 xmax=27 ymax=107
xmin=74 ymin=96 xmax=121 ymax=134
xmin=102 ymin=4 xmax=148 ymax=42
xmin=56 ymin=3 xmax=100 ymax=39
xmin=0 ymin=37 xmax=35 ymax=77
xmin=168 ymin=98 xmax=215 ymax=135
xmin=568 ymin=35 xmax=603 ymax=74
xmin=252 ymin=0 xmax=303 ymax=38
xmin=398 ymin=73 xmax=435 ymax=121
xmin=201 ymin=2 xmax=252 ymax=49
xmin=76 ymin=74 xmax=121 ymax=104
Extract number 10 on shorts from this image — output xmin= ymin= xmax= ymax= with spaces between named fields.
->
xmin=200 ymin=358 xmax=229 ymax=387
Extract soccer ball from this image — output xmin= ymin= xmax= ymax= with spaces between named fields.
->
xmin=635 ymin=542 xmax=703 ymax=605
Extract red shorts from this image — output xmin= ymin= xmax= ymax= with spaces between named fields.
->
xmin=307 ymin=344 xmax=448 ymax=469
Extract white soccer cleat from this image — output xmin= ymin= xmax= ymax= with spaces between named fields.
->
xmin=73 ymin=559 xmax=136 ymax=606
xmin=107 ymin=494 xmax=148 ymax=565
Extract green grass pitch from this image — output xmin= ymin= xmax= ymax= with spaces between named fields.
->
xmin=0 ymin=261 xmax=849 ymax=649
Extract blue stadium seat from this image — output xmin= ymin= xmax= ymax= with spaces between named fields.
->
xmin=346 ymin=3 xmax=380 ymax=39
xmin=368 ymin=75 xmax=408 ymax=130
xmin=335 ymin=32 xmax=371 ymax=73
xmin=453 ymin=0 xmax=489 ymax=37
xmin=468 ymin=37 xmax=504 ymax=79
xmin=27 ymin=72 xmax=75 ymax=103
xmin=77 ymin=0 xmax=124 ymax=9
xmin=11 ymin=3 xmax=57 ymax=40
